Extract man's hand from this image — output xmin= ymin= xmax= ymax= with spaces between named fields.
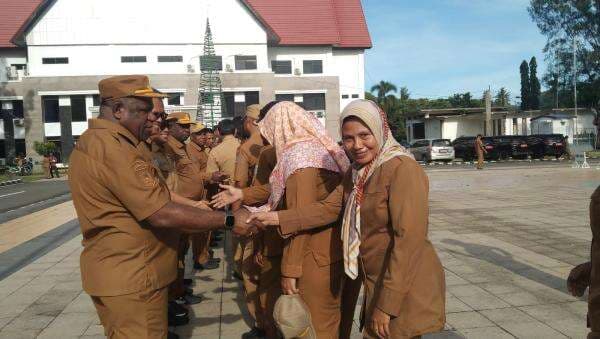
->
xmin=193 ymin=200 xmax=213 ymax=211
xmin=246 ymin=212 xmax=280 ymax=230
xmin=210 ymin=171 xmax=230 ymax=184
xmin=232 ymin=209 xmax=258 ymax=237
xmin=211 ymin=185 xmax=243 ymax=209
xmin=281 ymin=277 xmax=299 ymax=295
xmin=567 ymin=261 xmax=591 ymax=297
xmin=254 ymin=251 xmax=265 ymax=267
xmin=370 ymin=307 xmax=391 ymax=339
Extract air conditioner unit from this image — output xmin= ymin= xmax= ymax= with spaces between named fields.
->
xmin=186 ymin=64 xmax=195 ymax=73
xmin=225 ymin=64 xmax=233 ymax=72
xmin=294 ymin=68 xmax=301 ymax=76
xmin=8 ymin=66 xmax=18 ymax=79
xmin=14 ymin=118 xmax=25 ymax=126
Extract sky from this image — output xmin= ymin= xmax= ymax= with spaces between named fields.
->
xmin=363 ymin=0 xmax=549 ymax=102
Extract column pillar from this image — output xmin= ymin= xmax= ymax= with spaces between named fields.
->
xmin=58 ymin=96 xmax=73 ymax=162
xmin=1 ymin=101 xmax=16 ymax=164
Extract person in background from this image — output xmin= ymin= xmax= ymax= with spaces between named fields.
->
xmin=475 ymin=134 xmax=487 ymax=170
xmin=42 ymin=154 xmax=52 ymax=179
xmin=50 ymin=152 xmax=60 ymax=178
xmin=239 ymin=99 xmax=446 ymax=339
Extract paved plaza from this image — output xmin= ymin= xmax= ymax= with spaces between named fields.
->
xmin=0 ymin=164 xmax=598 ymax=338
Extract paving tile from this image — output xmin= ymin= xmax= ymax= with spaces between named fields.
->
xmin=479 ymin=308 xmax=537 ymax=325
xmin=459 ymin=326 xmax=514 ymax=339
xmin=501 ymin=321 xmax=568 ymax=338
xmin=446 ymin=311 xmax=495 ymax=329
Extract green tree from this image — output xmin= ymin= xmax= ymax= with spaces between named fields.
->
xmin=494 ymin=87 xmax=511 ymax=106
xmin=399 ymin=87 xmax=410 ymax=101
xmin=370 ymin=81 xmax=397 ymax=104
xmin=529 ymin=57 xmax=541 ymax=109
xmin=33 ymin=141 xmax=57 ymax=157
xmin=520 ymin=60 xmax=531 ymax=110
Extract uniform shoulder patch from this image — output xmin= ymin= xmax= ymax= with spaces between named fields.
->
xmin=133 ymin=159 xmax=159 ymax=188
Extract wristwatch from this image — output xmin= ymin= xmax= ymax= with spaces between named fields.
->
xmin=224 ymin=209 xmax=235 ymax=230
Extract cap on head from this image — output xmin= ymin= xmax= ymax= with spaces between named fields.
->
xmin=190 ymin=123 xmax=207 ymax=134
xmin=245 ymin=104 xmax=261 ymax=120
xmin=166 ymin=112 xmax=193 ymax=125
xmin=98 ymin=75 xmax=167 ymax=102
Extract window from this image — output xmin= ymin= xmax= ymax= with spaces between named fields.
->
xmin=42 ymin=96 xmax=60 ymax=123
xmin=272 ymin=60 xmax=292 ymax=74
xmin=303 ymin=93 xmax=326 ymax=111
xmin=42 ymin=57 xmax=68 ymax=64
xmin=222 ymin=92 xmax=235 ymax=118
xmin=245 ymin=92 xmax=259 ymax=106
xmin=11 ymin=64 xmax=26 ymax=70
xmin=158 ymin=56 xmax=183 ymax=63
xmin=275 ymin=94 xmax=294 ymax=102
xmin=351 ymin=94 xmax=359 ymax=99
xmin=92 ymin=94 xmax=101 ymax=106
xmin=413 ymin=123 xmax=425 ymax=140
xmin=9 ymin=101 xmax=24 ymax=119
xmin=121 ymin=56 xmax=147 ymax=63
xmin=235 ymin=55 xmax=257 ymax=70
xmin=200 ymin=55 xmax=222 ymax=71
xmin=341 ymin=94 xmax=349 ymax=99
xmin=71 ymin=95 xmax=87 ymax=122
xmin=303 ymin=60 xmax=323 ymax=74
xmin=167 ymin=93 xmax=182 ymax=106
xmin=432 ymin=139 xmax=451 ymax=147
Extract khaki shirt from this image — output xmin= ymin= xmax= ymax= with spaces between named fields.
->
xmin=206 ymin=135 xmax=240 ymax=179
xmin=186 ymin=141 xmax=209 ymax=173
xmin=234 ymin=131 xmax=264 ymax=188
xmin=277 ymin=157 xmax=445 ymax=335
xmin=165 ymin=136 xmax=205 ymax=200
xmin=68 ymin=119 xmax=177 ymax=297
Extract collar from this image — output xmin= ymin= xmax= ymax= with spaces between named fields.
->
xmin=189 ymin=141 xmax=204 ymax=152
xmin=167 ymin=135 xmax=186 ymax=150
xmin=88 ymin=119 xmax=140 ymax=146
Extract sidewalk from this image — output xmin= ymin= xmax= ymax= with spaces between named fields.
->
xmin=0 ymin=165 xmax=596 ymax=338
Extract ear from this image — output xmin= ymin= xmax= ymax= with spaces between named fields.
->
xmin=113 ymin=102 xmax=124 ymax=120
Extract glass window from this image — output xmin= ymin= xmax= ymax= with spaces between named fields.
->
xmin=235 ymin=55 xmax=257 ymax=70
xmin=121 ymin=56 xmax=147 ymax=63
xmin=303 ymin=60 xmax=323 ymax=74
xmin=11 ymin=101 xmax=24 ymax=118
xmin=42 ymin=96 xmax=60 ymax=123
xmin=42 ymin=57 xmax=68 ymax=64
xmin=71 ymin=95 xmax=87 ymax=122
xmin=245 ymin=92 xmax=259 ymax=106
xmin=222 ymin=92 xmax=235 ymax=118
xmin=341 ymin=94 xmax=349 ymax=99
xmin=275 ymin=94 xmax=294 ymax=102
xmin=167 ymin=93 xmax=182 ymax=106
xmin=351 ymin=94 xmax=359 ymax=98
xmin=158 ymin=56 xmax=183 ymax=62
xmin=15 ymin=139 xmax=25 ymax=157
xmin=0 ymin=140 xmax=4 ymax=158
xmin=303 ymin=93 xmax=326 ymax=111
xmin=413 ymin=123 xmax=425 ymax=140
xmin=271 ymin=60 xmax=292 ymax=74
xmin=432 ymin=139 xmax=451 ymax=147
xmin=200 ymin=55 xmax=223 ymax=71
xmin=92 ymin=94 xmax=100 ymax=106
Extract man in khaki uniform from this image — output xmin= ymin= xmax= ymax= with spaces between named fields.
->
xmin=233 ymin=105 xmax=266 ymax=338
xmin=68 ymin=75 xmax=235 ymax=339
xmin=187 ymin=123 xmax=220 ymax=271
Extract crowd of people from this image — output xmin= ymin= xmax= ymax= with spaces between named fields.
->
xmin=68 ymin=74 xmax=446 ymax=339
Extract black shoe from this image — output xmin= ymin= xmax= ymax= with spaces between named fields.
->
xmin=168 ymin=331 xmax=180 ymax=339
xmin=168 ymin=302 xmax=189 ymax=327
xmin=183 ymin=278 xmax=193 ymax=286
xmin=175 ymin=294 xmax=203 ymax=305
xmin=208 ymin=256 xmax=221 ymax=263
xmin=242 ymin=327 xmax=266 ymax=339
xmin=194 ymin=260 xmax=219 ymax=271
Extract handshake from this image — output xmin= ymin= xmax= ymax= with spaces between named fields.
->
xmin=212 ymin=185 xmax=280 ymax=237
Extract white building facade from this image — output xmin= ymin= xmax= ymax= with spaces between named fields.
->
xmin=0 ymin=0 xmax=371 ymax=162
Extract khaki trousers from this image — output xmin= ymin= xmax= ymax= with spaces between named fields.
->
xmin=298 ymin=255 xmax=343 ymax=339
xmin=240 ymin=237 xmax=262 ymax=328
xmin=258 ymin=255 xmax=282 ymax=338
xmin=192 ymin=231 xmax=211 ymax=265
xmin=92 ymin=287 xmax=168 ymax=339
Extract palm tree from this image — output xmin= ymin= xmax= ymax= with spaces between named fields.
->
xmin=370 ymin=81 xmax=397 ymax=104
xmin=399 ymin=87 xmax=410 ymax=102
xmin=494 ymin=87 xmax=511 ymax=106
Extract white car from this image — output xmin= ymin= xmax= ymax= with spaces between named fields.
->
xmin=410 ymin=139 xmax=455 ymax=162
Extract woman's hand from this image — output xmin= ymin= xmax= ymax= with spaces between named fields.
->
xmin=370 ymin=307 xmax=391 ymax=339
xmin=211 ymin=185 xmax=243 ymax=209
xmin=254 ymin=251 xmax=265 ymax=267
xmin=281 ymin=277 xmax=299 ymax=295
xmin=246 ymin=212 xmax=280 ymax=230
xmin=567 ymin=261 xmax=591 ymax=297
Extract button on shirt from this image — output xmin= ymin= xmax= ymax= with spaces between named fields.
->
xmin=68 ymin=119 xmax=176 ymax=297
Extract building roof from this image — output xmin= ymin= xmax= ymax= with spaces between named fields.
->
xmin=0 ymin=0 xmax=43 ymax=48
xmin=2 ymin=0 xmax=371 ymax=49
xmin=243 ymin=0 xmax=371 ymax=48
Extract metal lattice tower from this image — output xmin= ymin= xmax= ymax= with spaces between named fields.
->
xmin=196 ymin=18 xmax=223 ymax=127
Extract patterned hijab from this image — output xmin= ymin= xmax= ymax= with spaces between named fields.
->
xmin=339 ymin=99 xmax=413 ymax=279
xmin=257 ymin=101 xmax=350 ymax=211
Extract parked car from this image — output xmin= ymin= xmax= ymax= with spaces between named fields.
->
xmin=526 ymin=134 xmax=566 ymax=159
xmin=492 ymin=135 xmax=530 ymax=159
xmin=452 ymin=136 xmax=499 ymax=161
xmin=410 ymin=139 xmax=455 ymax=162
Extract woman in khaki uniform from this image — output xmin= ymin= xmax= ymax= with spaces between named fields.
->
xmin=246 ymin=100 xmax=446 ymax=339
xmin=215 ymin=102 xmax=350 ymax=338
